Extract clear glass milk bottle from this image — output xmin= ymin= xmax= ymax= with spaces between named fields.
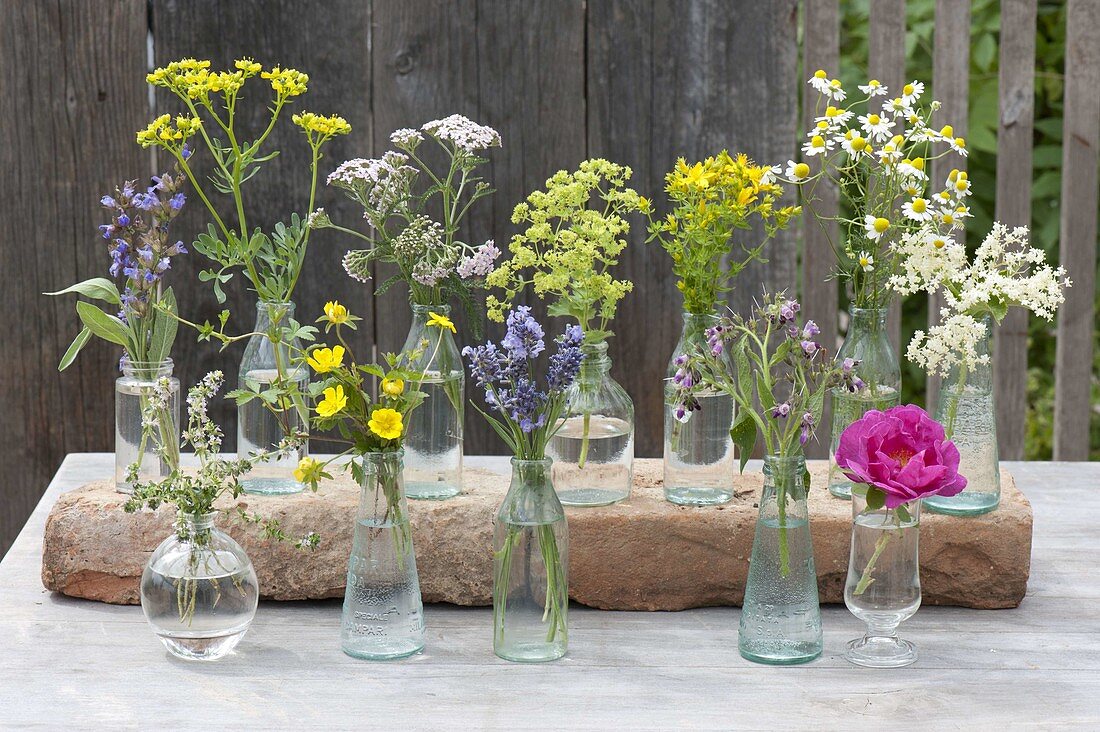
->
xmin=663 ymin=312 xmax=736 ymax=506
xmin=547 ymin=341 xmax=634 ymax=506
xmin=238 ymin=301 xmax=309 ymax=495
xmin=401 ymin=304 xmax=464 ymax=500
xmin=115 ymin=357 xmax=180 ymax=493
xmin=341 ymin=450 xmax=426 ymax=660
xmin=828 ymin=307 xmax=900 ymax=499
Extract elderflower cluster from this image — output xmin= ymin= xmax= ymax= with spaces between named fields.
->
xmin=908 ymin=313 xmax=991 ymax=377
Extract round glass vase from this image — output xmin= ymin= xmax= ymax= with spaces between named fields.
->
xmin=547 ymin=342 xmax=634 ymax=507
xmin=340 ymin=450 xmax=426 ymax=661
xmin=237 ymin=301 xmax=309 ymax=496
xmin=925 ymin=314 xmax=1000 ymax=515
xmin=663 ymin=312 xmax=736 ymax=506
xmin=739 ymin=455 xmax=822 ymax=665
xmin=401 ymin=304 xmax=464 ymax=501
xmin=844 ymin=487 xmax=922 ymax=668
xmin=827 ymin=307 xmax=901 ymax=499
xmin=494 ymin=458 xmax=569 ymax=662
xmin=140 ymin=511 xmax=259 ymax=661
xmin=115 ymin=358 xmax=180 ymax=494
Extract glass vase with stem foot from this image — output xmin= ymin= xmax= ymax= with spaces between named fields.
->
xmin=828 ymin=306 xmax=900 ymax=499
xmin=844 ymin=486 xmax=922 ymax=667
xmin=115 ymin=357 xmax=180 ymax=494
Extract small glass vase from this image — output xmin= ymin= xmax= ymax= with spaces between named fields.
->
xmin=494 ymin=458 xmax=569 ymax=663
xmin=140 ymin=511 xmax=259 ymax=661
xmin=844 ymin=487 xmax=922 ymax=667
xmin=401 ymin=304 xmax=464 ymax=501
xmin=238 ymin=301 xmax=309 ymax=495
xmin=547 ymin=342 xmax=634 ymax=506
xmin=925 ymin=314 xmax=1000 ymax=515
xmin=739 ymin=455 xmax=822 ymax=665
xmin=664 ymin=311 xmax=736 ymax=506
xmin=115 ymin=357 xmax=180 ymax=494
xmin=828 ymin=307 xmax=901 ymax=499
xmin=340 ymin=450 xmax=425 ymax=660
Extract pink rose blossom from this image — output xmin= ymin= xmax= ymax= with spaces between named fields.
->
xmin=835 ymin=405 xmax=967 ymax=508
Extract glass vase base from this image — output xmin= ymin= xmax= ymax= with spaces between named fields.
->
xmin=845 ymin=634 xmax=916 ymax=668
xmin=342 ymin=640 xmax=424 ymax=661
xmin=828 ymin=481 xmax=853 ymax=500
xmin=664 ymin=485 xmax=734 ymax=506
xmin=405 ymin=481 xmax=462 ymax=501
xmin=495 ymin=642 xmax=567 ymax=663
xmin=923 ymin=492 xmax=998 ymax=516
xmin=116 ymin=482 xmax=135 ymax=495
xmin=738 ymin=640 xmax=821 ymax=666
xmin=241 ymin=477 xmax=305 ymax=496
xmin=157 ymin=626 xmax=250 ymax=661
xmin=557 ymin=487 xmax=629 ymax=507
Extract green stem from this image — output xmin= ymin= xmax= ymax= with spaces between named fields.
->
xmin=854 ymin=510 xmax=897 ymax=595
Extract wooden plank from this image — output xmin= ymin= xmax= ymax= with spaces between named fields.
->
xmin=151 ymin=0 xmax=374 ymax=447
xmin=868 ymin=0 xmax=906 ymax=352
xmin=1053 ymin=0 xmax=1100 ymax=460
xmin=0 ymin=0 xmax=148 ymax=556
xmin=993 ymin=0 xmax=1038 ymax=460
xmin=926 ymin=0 xmax=971 ymax=408
xmin=800 ymin=0 xmax=840 ymax=459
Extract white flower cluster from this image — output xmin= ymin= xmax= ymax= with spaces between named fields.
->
xmin=184 ymin=370 xmax=226 ymax=457
xmin=421 ymin=114 xmax=501 ymax=152
xmin=390 ymin=127 xmax=424 ymax=148
xmin=908 ymin=312 xmax=991 ymax=377
xmin=456 ymin=239 xmax=500 ymax=279
xmin=326 ymin=151 xmax=418 ymax=214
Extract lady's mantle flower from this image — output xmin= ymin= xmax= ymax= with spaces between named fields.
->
xmin=427 ymin=311 xmax=456 ymax=333
xmin=368 ymin=408 xmax=403 ymax=440
xmin=316 ymin=385 xmax=348 ymax=418
xmin=308 ymin=346 xmax=345 ymax=374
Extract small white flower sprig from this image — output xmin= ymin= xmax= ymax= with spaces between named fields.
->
xmin=892 ymin=223 xmax=1070 ymax=377
xmin=782 ymin=70 xmax=972 ymax=308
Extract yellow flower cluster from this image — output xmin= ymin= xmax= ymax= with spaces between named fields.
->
xmin=368 ymin=408 xmax=404 ymax=440
xmin=135 ymin=113 xmax=203 ymax=150
xmin=293 ymin=112 xmax=352 ymax=142
xmin=262 ymin=66 xmax=309 ymax=98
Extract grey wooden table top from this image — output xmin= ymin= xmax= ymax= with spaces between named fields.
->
xmin=1 ymin=455 xmax=1095 ymax=730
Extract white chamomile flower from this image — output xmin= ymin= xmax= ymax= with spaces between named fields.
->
xmin=903 ymin=182 xmax=922 ymax=197
xmin=863 ymin=215 xmax=891 ymax=242
xmin=953 ymin=204 xmax=972 ymax=220
xmin=876 ymin=142 xmax=903 ymax=164
xmin=801 ymin=134 xmax=833 ymax=157
xmin=885 ymin=97 xmax=911 ymax=117
xmin=760 ymin=164 xmax=781 ymax=185
xmin=817 ymin=105 xmax=854 ymax=126
xmin=898 ymin=158 xmax=927 ymax=180
xmin=953 ymin=176 xmax=972 ymax=196
xmin=938 ymin=210 xmax=958 ymax=228
xmin=785 ymin=160 xmax=811 ymax=181
xmin=840 ymin=130 xmax=868 ymax=156
xmin=824 ymin=78 xmax=847 ymax=101
xmin=809 ymin=69 xmax=831 ymax=94
xmin=858 ymin=251 xmax=875 ymax=272
xmin=901 ymin=80 xmax=925 ymax=106
xmin=948 ymin=136 xmax=968 ymax=156
xmin=902 ymin=197 xmax=933 ymax=222
xmin=858 ymin=79 xmax=888 ymax=97
xmin=859 ymin=112 xmax=894 ymax=141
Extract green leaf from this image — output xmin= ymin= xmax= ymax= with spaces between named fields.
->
xmin=756 ymin=372 xmax=775 ymax=411
xmin=45 ymin=277 xmax=121 ymax=305
xmin=76 ymin=301 xmax=130 ymax=348
xmin=729 ymin=409 xmax=757 ymax=473
xmin=896 ymin=503 xmax=912 ymax=523
xmin=147 ymin=288 xmax=178 ymax=364
xmin=865 ymin=487 xmax=886 ymax=511
xmin=58 ymin=327 xmax=92 ymax=371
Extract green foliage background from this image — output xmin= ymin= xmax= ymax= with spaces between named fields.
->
xmin=826 ymin=0 xmax=1098 ymax=458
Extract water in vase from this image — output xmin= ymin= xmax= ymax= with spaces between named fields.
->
xmin=844 ymin=511 xmax=921 ymax=629
xmin=925 ymin=386 xmax=1000 ymax=515
xmin=404 ymin=373 xmax=464 ymax=500
xmin=547 ymin=415 xmax=633 ymax=506
xmin=238 ymin=367 xmax=309 ymax=495
xmin=828 ymin=386 xmax=899 ymax=499
xmin=663 ymin=389 xmax=736 ymax=506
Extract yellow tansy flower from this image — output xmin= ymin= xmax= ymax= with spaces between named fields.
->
xmin=316 ymin=386 xmax=347 ymax=418
xmin=307 ymin=345 xmax=345 ymax=374
xmin=427 ymin=311 xmax=456 ymax=333
xmin=381 ymin=377 xmax=405 ymax=396
xmin=323 ymin=301 xmax=349 ymax=325
xmin=368 ymin=408 xmax=404 ymax=440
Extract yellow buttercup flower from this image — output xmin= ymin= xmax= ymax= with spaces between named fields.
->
xmin=316 ymin=386 xmax=347 ymax=418
xmin=368 ymin=408 xmax=404 ymax=440
xmin=323 ymin=301 xmax=349 ymax=325
xmin=381 ymin=377 xmax=405 ymax=396
xmin=427 ymin=311 xmax=456 ymax=333
xmin=293 ymin=457 xmax=322 ymax=483
xmin=307 ymin=345 xmax=345 ymax=374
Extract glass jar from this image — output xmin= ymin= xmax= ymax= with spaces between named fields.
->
xmin=115 ymin=358 xmax=180 ymax=494
xmin=827 ymin=307 xmax=901 ymax=499
xmin=494 ymin=457 xmax=569 ymax=662
xmin=140 ymin=511 xmax=259 ymax=661
xmin=238 ymin=301 xmax=309 ymax=495
xmin=925 ymin=315 xmax=1000 ymax=515
xmin=844 ymin=487 xmax=922 ymax=667
xmin=547 ymin=342 xmax=634 ymax=506
xmin=663 ymin=312 xmax=736 ymax=506
xmin=739 ymin=455 xmax=822 ymax=665
xmin=340 ymin=450 xmax=425 ymax=660
xmin=401 ymin=304 xmax=464 ymax=500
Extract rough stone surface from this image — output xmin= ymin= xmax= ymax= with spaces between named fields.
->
xmin=41 ymin=460 xmax=1031 ymax=609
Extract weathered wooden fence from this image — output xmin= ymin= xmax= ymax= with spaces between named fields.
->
xmin=2 ymin=0 xmax=1097 ymax=555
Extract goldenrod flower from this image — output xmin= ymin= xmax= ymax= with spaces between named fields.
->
xmin=293 ymin=457 xmax=323 ymax=483
xmin=381 ymin=377 xmax=405 ymax=396
xmin=307 ymin=345 xmax=345 ymax=374
xmin=316 ymin=385 xmax=347 ymax=418
xmin=323 ymin=301 xmax=349 ymax=325
xmin=368 ymin=408 xmax=404 ymax=440
xmin=427 ymin=311 xmax=456 ymax=333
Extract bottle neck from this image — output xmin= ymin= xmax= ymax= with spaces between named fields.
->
xmin=256 ymin=300 xmax=296 ymax=328
xmin=121 ymin=357 xmax=174 ymax=379
xmin=177 ymin=511 xmax=218 ymax=544
xmin=762 ymin=454 xmax=808 ymax=498
xmin=410 ymin=303 xmax=451 ymax=323
xmin=579 ymin=342 xmax=612 ymax=380
xmin=848 ymin=307 xmax=889 ymax=332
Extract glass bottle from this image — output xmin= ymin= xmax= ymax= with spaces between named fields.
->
xmin=925 ymin=315 xmax=1000 ymax=515
xmin=115 ymin=357 xmax=180 ymax=494
xmin=238 ymin=301 xmax=309 ymax=495
xmin=340 ymin=450 xmax=425 ymax=660
xmin=140 ymin=511 xmax=259 ymax=661
xmin=401 ymin=304 xmax=464 ymax=500
xmin=739 ymin=455 xmax=822 ymax=665
xmin=494 ymin=457 xmax=569 ymax=662
xmin=547 ymin=342 xmax=634 ymax=506
xmin=844 ymin=487 xmax=922 ymax=667
xmin=828 ymin=307 xmax=901 ymax=499
xmin=663 ymin=312 xmax=736 ymax=506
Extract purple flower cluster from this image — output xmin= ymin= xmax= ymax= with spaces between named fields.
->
xmin=670 ymin=354 xmax=702 ymax=422
xmin=99 ymin=167 xmax=188 ymax=320
xmin=462 ymin=307 xmax=584 ymax=434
